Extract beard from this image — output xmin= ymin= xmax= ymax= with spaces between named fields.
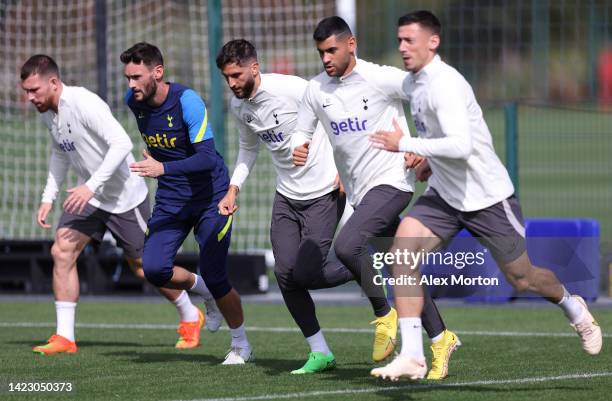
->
xmin=133 ymin=78 xmax=158 ymax=103
xmin=234 ymin=77 xmax=255 ymax=99
xmin=141 ymin=78 xmax=158 ymax=103
xmin=32 ymin=96 xmax=53 ymax=113
xmin=334 ymin=56 xmax=352 ymax=77
xmin=34 ymin=102 xmax=51 ymax=113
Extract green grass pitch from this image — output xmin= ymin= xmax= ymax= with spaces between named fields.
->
xmin=0 ymin=300 xmax=611 ymax=401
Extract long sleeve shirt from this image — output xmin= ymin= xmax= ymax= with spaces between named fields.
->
xmin=399 ymin=55 xmax=514 ymax=211
xmin=229 ymin=73 xmax=337 ymax=200
xmin=290 ymin=59 xmax=415 ymax=207
xmin=41 ymin=85 xmax=147 ymax=213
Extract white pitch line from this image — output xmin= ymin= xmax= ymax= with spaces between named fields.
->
xmin=173 ymin=371 xmax=612 ymax=401
xmin=0 ymin=321 xmax=609 ymax=338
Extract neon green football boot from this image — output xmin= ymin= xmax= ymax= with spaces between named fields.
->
xmin=291 ymin=352 xmax=336 ymax=374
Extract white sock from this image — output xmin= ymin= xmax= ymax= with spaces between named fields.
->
xmin=430 ymin=331 xmax=444 ymax=344
xmin=172 ymin=290 xmax=199 ymax=322
xmin=189 ymin=273 xmax=213 ymax=301
xmin=558 ymin=287 xmax=586 ymax=324
xmin=399 ymin=317 xmax=425 ymax=360
xmin=306 ymin=330 xmax=332 ymax=355
xmin=230 ymin=323 xmax=250 ymax=349
xmin=55 ymin=301 xmax=76 ymax=342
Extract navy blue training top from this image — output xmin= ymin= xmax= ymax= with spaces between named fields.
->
xmin=126 ymin=83 xmax=229 ymax=208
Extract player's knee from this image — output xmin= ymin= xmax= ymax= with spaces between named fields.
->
xmin=51 ymin=241 xmax=79 ymax=269
xmin=142 ymin=256 xmax=173 ymax=287
xmin=292 ymin=268 xmax=312 ymax=288
xmin=293 ymin=241 xmax=326 ymax=288
xmin=50 ymin=243 xmax=64 ymax=262
xmin=129 ymin=264 xmax=147 ymax=281
xmin=273 ymin=265 xmax=294 ymax=291
xmin=200 ymin=272 xmax=232 ymax=299
xmin=143 ymin=267 xmax=173 ymax=287
xmin=397 ymin=217 xmax=427 ymax=237
xmin=333 ymin=238 xmax=361 ymax=270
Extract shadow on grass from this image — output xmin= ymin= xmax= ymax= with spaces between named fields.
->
xmin=253 ymin=357 xmax=393 ymax=382
xmin=245 ymin=356 xmax=304 ymax=375
xmin=372 ymin=384 xmax=586 ymax=401
xmin=102 ymin=350 xmax=223 ymax=365
xmin=250 ymin=358 xmax=589 ymax=401
xmin=7 ymin=339 xmax=171 ymax=348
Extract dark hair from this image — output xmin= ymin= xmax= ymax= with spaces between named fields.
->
xmin=313 ymin=16 xmax=352 ymax=42
xmin=397 ymin=10 xmax=442 ymax=36
xmin=216 ymin=39 xmax=258 ymax=69
xmin=20 ymin=54 xmax=60 ymax=80
xmin=120 ymin=42 xmax=164 ymax=66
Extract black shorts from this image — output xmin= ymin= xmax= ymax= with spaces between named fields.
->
xmin=407 ymin=188 xmax=526 ymax=263
xmin=57 ymin=197 xmax=150 ymax=259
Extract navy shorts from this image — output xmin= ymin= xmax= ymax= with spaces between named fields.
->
xmin=142 ymin=202 xmax=233 ymax=298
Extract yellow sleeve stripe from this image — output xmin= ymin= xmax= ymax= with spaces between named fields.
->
xmin=217 ymin=215 xmax=233 ymax=242
xmin=194 ymin=110 xmax=209 ymax=143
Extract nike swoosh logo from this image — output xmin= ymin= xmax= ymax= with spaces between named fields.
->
xmin=322 ymin=104 xmax=332 ymax=108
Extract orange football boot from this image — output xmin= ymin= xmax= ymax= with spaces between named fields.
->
xmin=33 ymin=334 xmax=77 ymax=355
xmin=175 ymin=308 xmax=205 ymax=349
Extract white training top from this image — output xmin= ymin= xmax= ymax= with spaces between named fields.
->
xmin=229 ymin=73 xmax=337 ymax=201
xmin=40 ymin=85 xmax=148 ymax=213
xmin=291 ymin=59 xmax=415 ymax=207
xmin=398 ymin=55 xmax=514 ymax=212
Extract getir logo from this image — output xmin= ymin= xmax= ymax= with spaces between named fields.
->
xmin=58 ymin=140 xmax=76 ymax=152
xmin=258 ymin=130 xmax=284 ymax=143
xmin=330 ymin=117 xmax=367 ymax=135
xmin=141 ymin=133 xmax=177 ymax=148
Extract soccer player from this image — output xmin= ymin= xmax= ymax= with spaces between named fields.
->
xmin=20 ymin=54 xmax=204 ymax=355
xmin=121 ymin=42 xmax=252 ymax=364
xmin=216 ymin=39 xmax=356 ymax=373
xmin=369 ymin=10 xmax=603 ymax=381
xmin=291 ymin=17 xmax=460 ymax=379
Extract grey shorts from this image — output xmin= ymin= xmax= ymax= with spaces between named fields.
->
xmin=270 ymin=189 xmax=345 ymax=275
xmin=57 ymin=197 xmax=151 ymax=259
xmin=407 ymin=188 xmax=526 ymax=263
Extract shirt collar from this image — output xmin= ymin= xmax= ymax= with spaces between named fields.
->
xmin=51 ymin=84 xmax=70 ymax=116
xmin=337 ymin=58 xmax=361 ymax=82
xmin=247 ymin=74 xmax=267 ymax=103
xmin=415 ymin=54 xmax=442 ymax=81
xmin=58 ymin=84 xmax=71 ymax=105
